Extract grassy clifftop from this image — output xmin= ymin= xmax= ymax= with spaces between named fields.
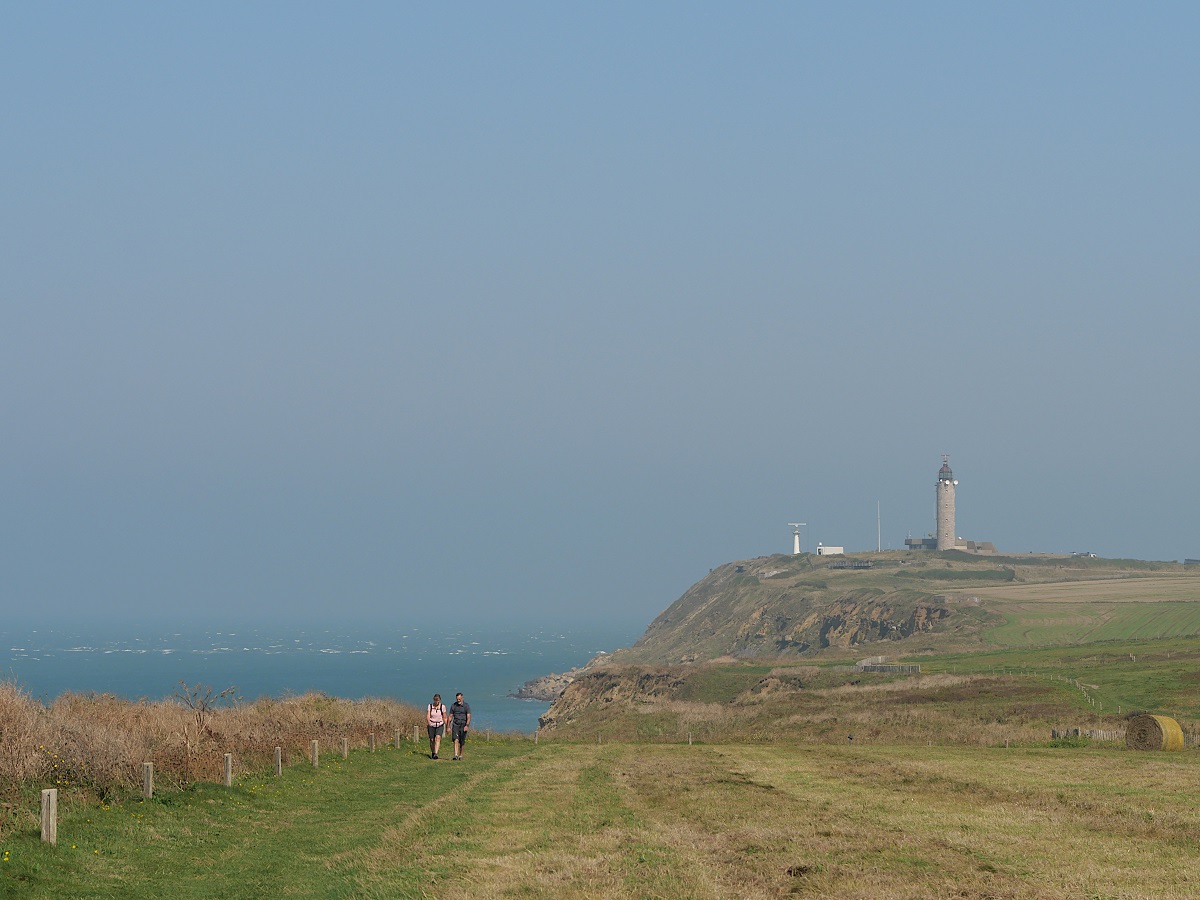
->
xmin=609 ymin=551 xmax=1200 ymax=665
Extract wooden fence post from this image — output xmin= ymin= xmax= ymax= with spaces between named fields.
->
xmin=274 ymin=746 xmax=282 ymax=777
xmin=342 ymin=737 xmax=349 ymax=760
xmin=394 ymin=728 xmax=401 ymax=749
xmin=369 ymin=732 xmax=376 ymax=752
xmin=224 ymin=753 xmax=233 ymax=787
xmin=413 ymin=724 xmax=419 ymax=744
xmin=311 ymin=740 xmax=319 ymax=768
xmin=40 ymin=789 xmax=57 ymax=845
xmin=143 ymin=762 xmax=154 ymax=799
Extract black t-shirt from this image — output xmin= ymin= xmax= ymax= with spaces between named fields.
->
xmin=450 ymin=700 xmax=471 ymax=726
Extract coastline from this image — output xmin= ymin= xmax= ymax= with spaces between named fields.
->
xmin=509 ymin=651 xmax=613 ymax=701
xmin=1 ymin=623 xmax=631 ymax=734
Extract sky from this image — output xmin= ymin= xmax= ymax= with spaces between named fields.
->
xmin=3 ymin=3 xmax=1198 ymax=633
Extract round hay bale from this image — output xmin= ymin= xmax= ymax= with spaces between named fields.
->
xmin=1125 ymin=714 xmax=1184 ymax=752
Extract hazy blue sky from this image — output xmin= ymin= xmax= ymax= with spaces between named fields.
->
xmin=4 ymin=3 xmax=1198 ymax=631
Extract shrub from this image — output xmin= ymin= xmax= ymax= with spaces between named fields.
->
xmin=0 ymin=680 xmax=423 ymax=826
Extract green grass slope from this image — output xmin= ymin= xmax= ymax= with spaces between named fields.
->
xmin=7 ymin=740 xmax=1200 ymax=898
xmin=3 ymin=740 xmax=535 ymax=898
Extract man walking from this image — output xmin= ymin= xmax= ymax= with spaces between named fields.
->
xmin=449 ymin=692 xmax=471 ymax=760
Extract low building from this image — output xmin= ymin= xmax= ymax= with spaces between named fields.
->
xmin=816 ymin=544 xmax=844 ymax=556
xmin=905 ymin=535 xmax=996 ymax=554
xmin=957 ymin=540 xmax=997 ymax=554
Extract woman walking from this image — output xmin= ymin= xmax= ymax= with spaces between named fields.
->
xmin=426 ymin=693 xmax=447 ymax=759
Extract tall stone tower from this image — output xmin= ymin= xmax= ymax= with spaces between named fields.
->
xmin=936 ymin=454 xmax=958 ymax=551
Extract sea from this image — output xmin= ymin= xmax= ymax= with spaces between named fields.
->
xmin=0 ymin=621 xmax=643 ymax=733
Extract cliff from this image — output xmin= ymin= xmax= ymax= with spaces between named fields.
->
xmin=600 ymin=553 xmax=974 ymax=664
xmin=602 ymin=550 xmax=1189 ymax=665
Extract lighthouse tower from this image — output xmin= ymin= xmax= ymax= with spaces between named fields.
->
xmin=936 ymin=455 xmax=958 ymax=551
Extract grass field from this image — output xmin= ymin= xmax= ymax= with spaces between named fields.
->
xmin=4 ymin=738 xmax=1199 ymax=898
xmin=916 ymin=635 xmax=1200 ymax=720
xmin=973 ymin=577 xmax=1200 ymax=604
xmin=958 ymin=577 xmax=1200 ymax=648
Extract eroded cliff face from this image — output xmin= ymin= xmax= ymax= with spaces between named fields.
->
xmin=733 ymin=595 xmax=949 ymax=651
xmin=818 ymin=597 xmax=949 ymax=648
xmin=613 ymin=557 xmax=957 ymax=663
xmin=510 ymin=669 xmax=581 ymax=701
xmin=538 ymin=668 xmax=685 ymax=730
xmin=511 ymin=652 xmax=616 ymax=701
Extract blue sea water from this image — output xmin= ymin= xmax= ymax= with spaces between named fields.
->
xmin=0 ymin=622 xmax=642 ymax=733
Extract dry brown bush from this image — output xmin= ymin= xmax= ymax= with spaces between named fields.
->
xmin=0 ymin=681 xmax=422 ymax=812
xmin=0 ymin=681 xmax=44 ymax=811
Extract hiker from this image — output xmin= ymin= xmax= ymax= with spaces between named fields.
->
xmin=449 ymin=692 xmax=471 ymax=760
xmin=426 ymin=693 xmax=447 ymax=759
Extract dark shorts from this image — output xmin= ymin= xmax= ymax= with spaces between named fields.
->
xmin=427 ymin=724 xmax=444 ymax=741
xmin=453 ymin=725 xmax=468 ymax=744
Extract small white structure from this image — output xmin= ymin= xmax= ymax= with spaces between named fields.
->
xmin=816 ymin=543 xmax=844 ymax=556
